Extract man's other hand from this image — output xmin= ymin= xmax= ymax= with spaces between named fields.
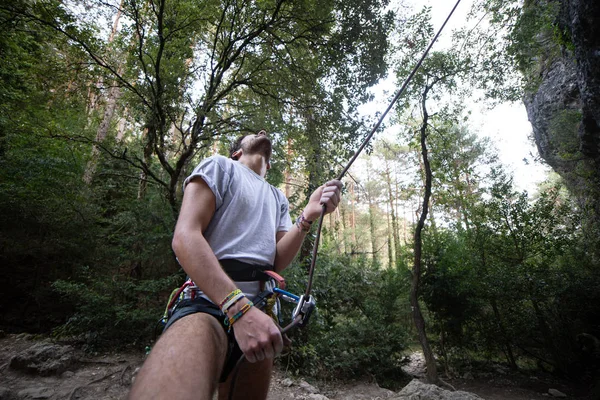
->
xmin=304 ymin=180 xmax=343 ymax=221
xmin=232 ymin=306 xmax=283 ymax=363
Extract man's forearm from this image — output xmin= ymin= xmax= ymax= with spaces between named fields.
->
xmin=273 ymin=221 xmax=310 ymax=272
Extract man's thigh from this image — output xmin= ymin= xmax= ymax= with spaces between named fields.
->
xmin=128 ymin=313 xmax=228 ymax=400
xmin=218 ymin=357 xmax=274 ymax=400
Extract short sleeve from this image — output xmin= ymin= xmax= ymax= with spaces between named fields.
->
xmin=183 ymin=156 xmax=231 ymax=210
xmin=278 ymin=195 xmax=293 ymax=232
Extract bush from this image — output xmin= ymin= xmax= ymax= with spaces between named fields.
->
xmin=53 ymin=267 xmax=181 ymax=349
xmin=280 ymin=252 xmax=411 ymax=388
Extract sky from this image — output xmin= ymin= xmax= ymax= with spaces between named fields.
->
xmin=358 ymin=0 xmax=550 ymax=192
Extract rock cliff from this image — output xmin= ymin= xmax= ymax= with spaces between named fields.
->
xmin=523 ymin=0 xmax=600 ymax=218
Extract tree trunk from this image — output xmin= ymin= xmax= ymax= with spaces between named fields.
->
xmin=83 ymin=81 xmax=122 ymax=184
xmin=410 ymin=83 xmax=440 ymax=385
xmin=285 ymin=138 xmax=293 ymax=198
xmin=350 ymin=182 xmax=357 ymax=253
xmin=491 ymin=299 xmax=518 ymax=369
xmin=340 ymin=201 xmax=349 ymax=255
xmin=368 ymin=198 xmax=378 ymax=266
xmin=385 ymin=163 xmax=399 ymax=266
xmin=138 ymin=127 xmax=153 ymax=199
xmin=386 ymin=201 xmax=394 ymax=267
xmin=83 ymin=3 xmax=124 ymax=184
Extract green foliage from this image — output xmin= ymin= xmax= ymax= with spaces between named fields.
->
xmin=0 ymin=0 xmax=400 ymax=371
xmin=0 ymin=1 xmax=98 ymax=331
xmin=470 ymin=0 xmax=570 ymax=98
xmin=420 ymin=170 xmax=600 ymax=376
xmin=53 ymin=268 xmax=181 ymax=349
xmin=280 ymin=253 xmax=411 ymax=388
xmin=2 ymin=0 xmax=599 ymax=389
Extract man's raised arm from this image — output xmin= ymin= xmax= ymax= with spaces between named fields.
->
xmin=274 ymin=179 xmax=342 ymax=272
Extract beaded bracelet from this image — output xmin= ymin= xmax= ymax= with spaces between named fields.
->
xmin=224 ymin=301 xmax=254 ymax=330
xmin=295 ymin=212 xmax=313 ymax=232
xmin=219 ymin=289 xmax=242 ymax=311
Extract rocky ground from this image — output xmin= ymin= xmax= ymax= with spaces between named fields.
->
xmin=0 ymin=333 xmax=595 ymax=400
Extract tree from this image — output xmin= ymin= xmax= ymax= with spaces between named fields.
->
xmin=393 ymin=6 xmax=473 ymax=386
xmin=4 ymin=0 xmax=394 ymax=215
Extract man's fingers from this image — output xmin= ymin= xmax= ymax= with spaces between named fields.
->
xmin=235 ymin=309 xmax=283 ymax=363
xmin=246 ymin=335 xmax=280 ymax=363
xmin=320 ymin=187 xmax=341 ymax=212
xmin=325 ymin=179 xmax=343 ymax=189
xmin=246 ymin=351 xmax=257 ymax=363
xmin=255 ymin=349 xmax=266 ymax=362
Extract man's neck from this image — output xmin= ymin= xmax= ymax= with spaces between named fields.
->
xmin=238 ymin=154 xmax=268 ymax=178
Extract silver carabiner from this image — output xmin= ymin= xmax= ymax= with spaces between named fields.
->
xmin=292 ymin=295 xmax=316 ymax=328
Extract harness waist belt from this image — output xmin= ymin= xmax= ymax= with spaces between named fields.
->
xmin=219 ymin=259 xmax=273 ymax=282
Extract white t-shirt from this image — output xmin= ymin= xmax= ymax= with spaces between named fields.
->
xmin=182 ymin=155 xmax=292 ymax=299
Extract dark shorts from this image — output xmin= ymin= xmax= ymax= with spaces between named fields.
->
xmin=163 ymin=297 xmax=243 ymax=383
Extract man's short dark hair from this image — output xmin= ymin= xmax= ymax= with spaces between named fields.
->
xmin=229 ymin=135 xmax=246 ymax=160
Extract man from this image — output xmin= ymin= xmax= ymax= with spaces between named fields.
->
xmin=128 ymin=130 xmax=342 ymax=400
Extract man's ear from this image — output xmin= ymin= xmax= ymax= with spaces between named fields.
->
xmin=232 ymin=149 xmax=242 ymax=160
xmin=267 ymin=161 xmax=271 ymax=170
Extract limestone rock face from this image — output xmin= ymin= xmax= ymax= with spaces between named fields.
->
xmin=569 ymin=0 xmax=600 ymax=161
xmin=524 ymin=57 xmax=580 ymax=176
xmin=390 ymin=379 xmax=483 ymax=400
xmin=524 ymin=0 xmax=600 ymax=217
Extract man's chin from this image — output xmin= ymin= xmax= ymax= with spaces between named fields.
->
xmin=246 ymin=136 xmax=272 ymax=159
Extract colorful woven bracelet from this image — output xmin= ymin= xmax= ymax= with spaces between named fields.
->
xmin=221 ymin=292 xmax=246 ymax=314
xmin=225 ymin=301 xmax=254 ymax=330
xmin=219 ymin=289 xmax=242 ymax=310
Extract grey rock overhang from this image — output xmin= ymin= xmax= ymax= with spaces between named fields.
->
xmin=523 ymin=0 xmax=600 ymax=212
xmin=524 ymin=56 xmax=580 ymax=175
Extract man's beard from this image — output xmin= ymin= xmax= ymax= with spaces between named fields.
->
xmin=243 ymin=135 xmax=272 ymax=160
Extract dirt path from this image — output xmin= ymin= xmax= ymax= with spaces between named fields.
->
xmin=0 ymin=334 xmax=593 ymax=400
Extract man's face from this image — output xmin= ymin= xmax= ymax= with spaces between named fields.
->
xmin=241 ymin=130 xmax=272 ymax=161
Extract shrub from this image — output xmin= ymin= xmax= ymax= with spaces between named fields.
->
xmin=280 ymin=252 xmax=411 ymax=388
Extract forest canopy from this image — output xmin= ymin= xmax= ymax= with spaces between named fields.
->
xmin=1 ymin=0 xmax=599 ymax=390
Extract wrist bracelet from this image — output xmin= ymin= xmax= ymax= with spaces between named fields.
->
xmin=300 ymin=211 xmax=313 ymax=225
xmin=295 ymin=212 xmax=313 ymax=232
xmin=219 ymin=289 xmax=242 ymax=311
xmin=221 ymin=292 xmax=246 ymax=314
xmin=224 ymin=301 xmax=254 ymax=331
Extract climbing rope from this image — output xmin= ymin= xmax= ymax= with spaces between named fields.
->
xmin=281 ymin=0 xmax=463 ymax=334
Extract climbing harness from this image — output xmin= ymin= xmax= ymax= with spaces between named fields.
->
xmin=159 ymin=259 xmax=310 ymax=330
xmin=161 ymin=264 xmax=314 ymax=332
